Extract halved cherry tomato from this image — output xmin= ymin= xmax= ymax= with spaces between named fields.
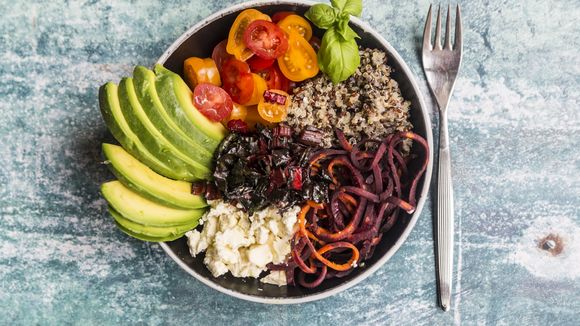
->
xmin=277 ymin=14 xmax=313 ymax=41
xmin=247 ymin=56 xmax=275 ymax=71
xmin=272 ymin=11 xmax=294 ymax=23
xmin=257 ymin=89 xmax=290 ymax=123
xmin=183 ymin=57 xmax=221 ymax=89
xmin=245 ymin=105 xmax=274 ymax=129
xmin=245 ymin=73 xmax=269 ymax=105
xmin=227 ymin=9 xmax=271 ymax=61
xmin=309 ymin=35 xmax=321 ymax=52
xmin=222 ymin=102 xmax=248 ymax=125
xmin=256 ymin=64 xmax=290 ymax=92
xmin=277 ymin=32 xmax=319 ymax=82
xmin=212 ymin=40 xmax=234 ymax=71
xmin=193 ymin=83 xmax=233 ymax=122
xmin=220 ymin=59 xmax=254 ymax=104
xmin=244 ymin=20 xmax=288 ymax=60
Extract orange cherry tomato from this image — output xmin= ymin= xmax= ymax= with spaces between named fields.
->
xmin=277 ymin=14 xmax=313 ymax=41
xmin=222 ymin=102 xmax=248 ymax=126
xmin=226 ymin=9 xmax=271 ymax=61
xmin=277 ymin=32 xmax=319 ymax=82
xmin=245 ymin=105 xmax=274 ymax=129
xmin=220 ymin=59 xmax=254 ymax=104
xmin=183 ymin=57 xmax=221 ymax=89
xmin=244 ymin=73 xmax=269 ymax=106
xmin=257 ymin=89 xmax=290 ymax=123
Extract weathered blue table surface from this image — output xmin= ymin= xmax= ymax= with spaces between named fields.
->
xmin=1 ymin=0 xmax=578 ymax=324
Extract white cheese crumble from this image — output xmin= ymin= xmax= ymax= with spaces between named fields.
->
xmin=185 ymin=200 xmax=299 ymax=281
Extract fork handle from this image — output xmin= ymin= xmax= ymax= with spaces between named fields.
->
xmin=437 ymin=110 xmax=454 ymax=311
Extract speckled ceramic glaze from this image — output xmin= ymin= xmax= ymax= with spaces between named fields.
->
xmin=157 ymin=0 xmax=433 ymax=304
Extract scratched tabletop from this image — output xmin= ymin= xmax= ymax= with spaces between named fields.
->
xmin=1 ymin=0 xmax=578 ymax=324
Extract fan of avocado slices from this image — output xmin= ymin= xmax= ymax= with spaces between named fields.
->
xmin=98 ymin=65 xmax=226 ymax=242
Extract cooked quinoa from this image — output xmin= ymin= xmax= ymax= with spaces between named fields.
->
xmin=287 ymin=48 xmax=413 ymax=151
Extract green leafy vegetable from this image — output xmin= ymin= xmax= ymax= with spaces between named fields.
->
xmin=331 ymin=0 xmax=362 ymax=17
xmin=318 ymin=26 xmax=360 ymax=84
xmin=304 ymin=3 xmax=338 ymax=29
xmin=305 ymin=0 xmax=363 ymax=83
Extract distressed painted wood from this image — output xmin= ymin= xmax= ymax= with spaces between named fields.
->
xmin=0 ymin=0 xmax=578 ymax=324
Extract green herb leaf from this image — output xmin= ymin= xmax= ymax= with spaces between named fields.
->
xmin=336 ymin=16 xmax=360 ymax=41
xmin=317 ymin=26 xmax=361 ymax=84
xmin=331 ymin=0 xmax=363 ymax=17
xmin=304 ymin=3 xmax=338 ymax=30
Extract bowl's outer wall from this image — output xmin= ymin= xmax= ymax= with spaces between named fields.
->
xmin=161 ymin=3 xmax=430 ymax=300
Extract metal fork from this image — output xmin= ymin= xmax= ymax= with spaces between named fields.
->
xmin=422 ymin=4 xmax=463 ymax=312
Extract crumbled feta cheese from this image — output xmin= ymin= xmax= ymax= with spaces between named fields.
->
xmin=185 ymin=200 xmax=299 ymax=279
xmin=260 ymin=271 xmax=287 ymax=287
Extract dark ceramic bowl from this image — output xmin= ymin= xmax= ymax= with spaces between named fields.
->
xmin=157 ymin=0 xmax=433 ymax=304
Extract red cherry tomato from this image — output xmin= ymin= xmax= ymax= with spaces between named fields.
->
xmin=220 ymin=59 xmax=255 ymax=104
xmin=243 ymin=20 xmax=289 ymax=60
xmin=193 ymin=83 xmax=233 ymax=122
xmin=256 ymin=64 xmax=290 ymax=92
xmin=247 ymin=56 xmax=275 ymax=71
xmin=212 ymin=39 xmax=234 ymax=71
xmin=272 ymin=11 xmax=294 ymax=23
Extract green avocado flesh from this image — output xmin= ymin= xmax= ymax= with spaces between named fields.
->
xmin=132 ymin=66 xmax=214 ymax=167
xmin=103 ymin=143 xmax=208 ymax=209
xmin=154 ymin=64 xmax=226 ymax=150
xmin=109 ymin=207 xmax=197 ymax=241
xmin=117 ymin=77 xmax=209 ymax=181
xmin=101 ymin=180 xmax=205 ymax=227
xmin=98 ymin=82 xmax=181 ymax=180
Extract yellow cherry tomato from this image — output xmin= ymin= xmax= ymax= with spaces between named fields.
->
xmin=183 ymin=57 xmax=221 ymax=89
xmin=257 ymin=89 xmax=290 ymax=123
xmin=277 ymin=32 xmax=319 ymax=82
xmin=243 ymin=73 xmax=268 ymax=106
xmin=245 ymin=105 xmax=274 ymax=129
xmin=222 ymin=102 xmax=248 ymax=126
xmin=226 ymin=9 xmax=271 ymax=61
xmin=277 ymin=14 xmax=313 ymax=41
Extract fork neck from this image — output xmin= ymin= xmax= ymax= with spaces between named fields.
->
xmin=439 ymin=109 xmax=450 ymax=151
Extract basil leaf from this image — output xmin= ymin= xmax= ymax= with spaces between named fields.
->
xmin=336 ymin=17 xmax=360 ymax=41
xmin=331 ymin=0 xmax=363 ymax=17
xmin=304 ymin=3 xmax=337 ymax=29
xmin=318 ymin=26 xmax=361 ymax=84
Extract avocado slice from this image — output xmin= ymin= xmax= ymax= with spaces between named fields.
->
xmin=109 ymin=207 xmax=197 ymax=241
xmin=118 ymin=77 xmax=210 ymax=180
xmin=103 ymin=143 xmax=207 ymax=209
xmin=101 ymin=180 xmax=205 ymax=226
xmin=99 ymin=82 xmax=183 ymax=180
xmin=154 ymin=64 xmax=226 ymax=150
xmin=132 ymin=66 xmax=214 ymax=167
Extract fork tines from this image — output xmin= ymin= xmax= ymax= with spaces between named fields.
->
xmin=423 ymin=4 xmax=462 ymax=51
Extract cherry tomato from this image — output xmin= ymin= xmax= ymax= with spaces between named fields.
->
xmin=245 ymin=73 xmax=269 ymax=105
xmin=277 ymin=14 xmax=313 ymax=41
xmin=245 ymin=105 xmax=274 ymax=129
xmin=183 ymin=57 xmax=221 ymax=89
xmin=309 ymin=35 xmax=321 ymax=52
xmin=257 ymin=89 xmax=290 ymax=123
xmin=256 ymin=64 xmax=289 ymax=91
xmin=247 ymin=56 xmax=275 ymax=71
xmin=277 ymin=32 xmax=319 ymax=82
xmin=244 ymin=20 xmax=289 ymax=60
xmin=272 ymin=11 xmax=294 ymax=23
xmin=220 ymin=59 xmax=254 ymax=104
xmin=227 ymin=9 xmax=271 ymax=61
xmin=193 ymin=83 xmax=233 ymax=122
xmin=223 ymin=102 xmax=248 ymax=125
xmin=212 ymin=40 xmax=234 ymax=71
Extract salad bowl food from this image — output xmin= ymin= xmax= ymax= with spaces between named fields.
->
xmin=98 ymin=0 xmax=433 ymax=304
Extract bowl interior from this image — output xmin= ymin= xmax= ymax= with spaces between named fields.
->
xmin=159 ymin=2 xmax=431 ymax=302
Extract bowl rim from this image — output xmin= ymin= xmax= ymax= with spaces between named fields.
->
xmin=157 ymin=0 xmax=433 ymax=304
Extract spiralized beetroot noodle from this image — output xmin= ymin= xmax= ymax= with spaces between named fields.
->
xmin=273 ymin=130 xmax=429 ymax=288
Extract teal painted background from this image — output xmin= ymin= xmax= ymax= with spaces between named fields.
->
xmin=1 ymin=0 xmax=579 ymax=324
